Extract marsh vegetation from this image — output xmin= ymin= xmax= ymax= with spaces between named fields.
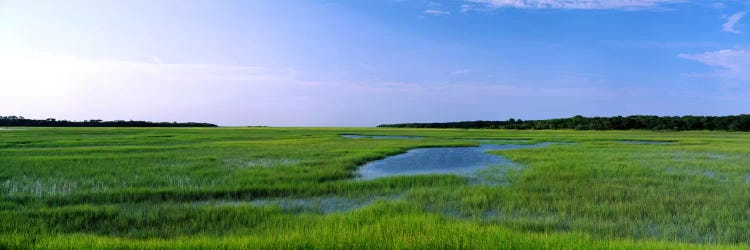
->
xmin=1 ymin=128 xmax=749 ymax=249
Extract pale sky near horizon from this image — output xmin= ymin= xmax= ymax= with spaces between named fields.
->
xmin=1 ymin=0 xmax=749 ymax=126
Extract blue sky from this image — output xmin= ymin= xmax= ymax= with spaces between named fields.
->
xmin=1 ymin=0 xmax=749 ymax=126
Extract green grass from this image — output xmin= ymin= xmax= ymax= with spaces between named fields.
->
xmin=1 ymin=127 xmax=750 ymax=249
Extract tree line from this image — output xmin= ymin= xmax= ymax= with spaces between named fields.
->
xmin=0 ymin=116 xmax=217 ymax=127
xmin=378 ymin=115 xmax=750 ymax=131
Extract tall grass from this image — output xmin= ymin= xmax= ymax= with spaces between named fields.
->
xmin=1 ymin=127 xmax=750 ymax=248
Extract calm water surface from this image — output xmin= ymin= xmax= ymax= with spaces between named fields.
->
xmin=357 ymin=142 xmax=560 ymax=179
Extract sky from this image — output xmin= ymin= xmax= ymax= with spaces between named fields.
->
xmin=1 ymin=0 xmax=749 ymax=126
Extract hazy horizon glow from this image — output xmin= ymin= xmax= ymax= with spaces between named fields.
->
xmin=1 ymin=0 xmax=749 ymax=126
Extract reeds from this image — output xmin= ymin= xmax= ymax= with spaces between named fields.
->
xmin=1 ymin=127 xmax=749 ymax=248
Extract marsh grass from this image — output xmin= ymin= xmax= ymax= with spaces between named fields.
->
xmin=1 ymin=128 xmax=750 ymax=248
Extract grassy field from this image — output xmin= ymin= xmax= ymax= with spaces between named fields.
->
xmin=1 ymin=127 xmax=750 ymax=249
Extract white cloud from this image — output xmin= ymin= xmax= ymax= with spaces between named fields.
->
xmin=426 ymin=1 xmax=441 ymax=7
xmin=464 ymin=0 xmax=682 ymax=10
xmin=723 ymin=12 xmax=746 ymax=34
xmin=679 ymin=48 xmax=750 ymax=82
xmin=150 ymin=56 xmax=163 ymax=64
xmin=423 ymin=9 xmax=450 ymax=16
xmin=0 ymin=50 xmax=629 ymax=126
xmin=0 ymin=50 xmax=318 ymax=125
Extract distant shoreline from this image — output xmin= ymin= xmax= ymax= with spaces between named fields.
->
xmin=379 ymin=115 xmax=750 ymax=131
xmin=0 ymin=116 xmax=217 ymax=127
